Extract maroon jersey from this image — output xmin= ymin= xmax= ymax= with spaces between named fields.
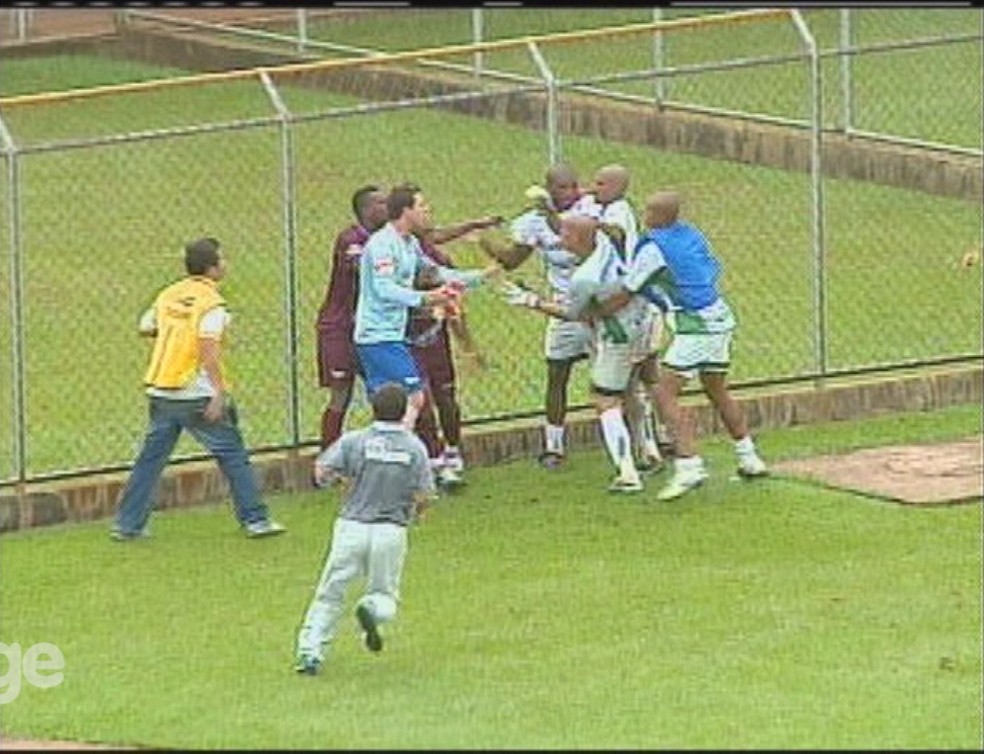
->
xmin=316 ymin=224 xmax=370 ymax=337
xmin=408 ymin=238 xmax=455 ymax=346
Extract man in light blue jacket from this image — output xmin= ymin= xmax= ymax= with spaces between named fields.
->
xmin=353 ymin=183 xmax=500 ymax=431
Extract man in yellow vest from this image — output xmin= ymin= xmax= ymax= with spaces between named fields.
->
xmin=111 ymin=237 xmax=286 ymax=540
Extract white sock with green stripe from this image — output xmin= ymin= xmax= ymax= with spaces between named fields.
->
xmin=599 ymin=407 xmax=636 ymax=477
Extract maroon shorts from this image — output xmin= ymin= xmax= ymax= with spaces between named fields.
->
xmin=317 ymin=329 xmax=358 ymax=387
xmin=412 ymin=330 xmax=456 ymax=392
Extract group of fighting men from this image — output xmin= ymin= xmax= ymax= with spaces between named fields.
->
xmin=314 ymin=164 xmax=768 ymax=502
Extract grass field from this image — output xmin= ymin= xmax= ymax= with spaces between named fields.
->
xmin=0 ymin=28 xmax=981 ymax=480
xmin=0 ymin=403 xmax=981 ymax=749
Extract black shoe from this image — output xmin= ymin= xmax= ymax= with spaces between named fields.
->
xmin=657 ymin=441 xmax=677 ymax=460
xmin=356 ymin=604 xmax=383 ymax=653
xmin=537 ymin=451 xmax=566 ymax=470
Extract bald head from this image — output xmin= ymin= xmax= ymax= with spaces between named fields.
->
xmin=644 ymin=191 xmax=681 ymax=229
xmin=593 ymin=164 xmax=630 ymax=204
xmin=545 ymin=163 xmax=581 ymax=212
xmin=559 ymin=214 xmax=599 ymax=260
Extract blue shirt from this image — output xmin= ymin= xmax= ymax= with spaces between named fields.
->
xmin=354 ymin=223 xmax=484 ymax=345
xmin=629 ymin=222 xmax=722 ymax=312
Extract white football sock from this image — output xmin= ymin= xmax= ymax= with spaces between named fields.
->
xmin=545 ymin=424 xmax=565 ymax=454
xmin=599 ymin=407 xmax=634 ymax=474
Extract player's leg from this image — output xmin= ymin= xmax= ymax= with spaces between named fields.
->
xmin=636 ymin=353 xmax=676 ymax=459
xmin=624 ymin=361 xmax=664 ymax=473
xmin=591 ymin=341 xmax=642 ymax=493
xmin=296 ymin=518 xmax=369 ymax=671
xmin=411 ymin=342 xmax=462 ymax=488
xmin=653 ymin=334 xmax=708 ymax=501
xmin=542 ymin=357 xmax=573 ymax=467
xmin=430 ymin=333 xmax=465 ymax=474
xmin=317 ymin=330 xmax=356 ymax=450
xmin=697 ymin=331 xmax=767 ymax=478
xmin=356 ymin=522 xmax=409 ymax=653
xmin=184 ymin=397 xmax=282 ymax=534
xmin=540 ymin=319 xmax=590 ymax=468
xmin=112 ymin=396 xmax=183 ymax=538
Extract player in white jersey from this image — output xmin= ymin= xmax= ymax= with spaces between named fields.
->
xmin=500 ymin=215 xmax=648 ymax=493
xmin=479 ymin=164 xmax=596 ymax=469
xmin=579 ymin=165 xmax=672 ymax=473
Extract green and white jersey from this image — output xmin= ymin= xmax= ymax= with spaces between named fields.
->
xmin=566 ymin=234 xmax=649 ymax=345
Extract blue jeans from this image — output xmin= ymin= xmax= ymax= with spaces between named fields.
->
xmin=114 ymin=396 xmax=270 ymax=533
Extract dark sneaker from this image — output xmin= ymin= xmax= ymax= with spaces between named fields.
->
xmin=635 ymin=454 xmax=666 ymax=475
xmin=294 ymin=655 xmax=322 ymax=676
xmin=537 ymin=451 xmax=565 ymax=470
xmin=356 ymin=604 xmax=383 ymax=653
xmin=657 ymin=441 xmax=677 ymax=461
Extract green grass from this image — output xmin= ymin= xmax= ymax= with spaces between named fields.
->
xmin=0 ymin=53 xmax=980 ymax=481
xmin=1 ymin=403 xmax=980 ymax=748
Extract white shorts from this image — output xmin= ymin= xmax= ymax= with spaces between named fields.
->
xmin=590 ymin=339 xmax=634 ymax=394
xmin=544 ymin=316 xmax=592 ymax=362
xmin=662 ymin=329 xmax=734 ymax=379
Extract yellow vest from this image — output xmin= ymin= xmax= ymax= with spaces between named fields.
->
xmin=143 ymin=277 xmax=227 ymax=390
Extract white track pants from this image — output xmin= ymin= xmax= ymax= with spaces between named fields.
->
xmin=296 ymin=517 xmax=408 ymax=660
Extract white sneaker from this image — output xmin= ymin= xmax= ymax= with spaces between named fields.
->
xmin=436 ymin=465 xmax=465 ymax=490
xmin=245 ymin=519 xmax=287 ymax=538
xmin=737 ymin=454 xmax=768 ymax=479
xmin=608 ymin=473 xmax=644 ymax=494
xmin=656 ymin=467 xmax=708 ymax=501
xmin=442 ymin=449 xmax=465 ymax=474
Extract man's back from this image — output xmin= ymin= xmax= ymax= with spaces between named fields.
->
xmin=325 ymin=422 xmax=433 ymax=527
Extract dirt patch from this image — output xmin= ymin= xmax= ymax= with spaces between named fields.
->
xmin=773 ymin=436 xmax=983 ymax=505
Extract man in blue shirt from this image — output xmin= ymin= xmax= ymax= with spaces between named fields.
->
xmin=587 ymin=191 xmax=768 ymax=501
xmin=353 ymin=183 xmax=499 ymax=432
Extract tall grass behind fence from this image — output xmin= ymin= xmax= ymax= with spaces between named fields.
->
xmin=0 ymin=9 xmax=980 ymax=485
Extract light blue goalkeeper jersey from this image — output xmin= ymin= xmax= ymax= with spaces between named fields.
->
xmin=354 ymin=223 xmax=484 ymax=345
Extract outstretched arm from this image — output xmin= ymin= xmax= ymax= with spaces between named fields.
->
xmin=478 ymin=235 xmax=535 ymax=272
xmin=448 ymin=309 xmax=485 ymax=368
xmin=425 ymin=215 xmax=503 ymax=246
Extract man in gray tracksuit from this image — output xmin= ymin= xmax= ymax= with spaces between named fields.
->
xmin=295 ymin=382 xmax=436 ymax=675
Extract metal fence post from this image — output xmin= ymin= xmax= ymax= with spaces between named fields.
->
xmin=527 ymin=42 xmax=560 ymax=166
xmin=652 ymin=7 xmax=666 ymax=106
xmin=472 ymin=9 xmax=484 ymax=80
xmin=840 ymin=9 xmax=853 ymax=134
xmin=0 ymin=112 xmax=26 ymax=490
xmin=259 ymin=72 xmax=302 ymax=482
xmin=791 ymin=10 xmax=827 ymax=382
xmin=296 ymin=9 xmax=307 ymax=54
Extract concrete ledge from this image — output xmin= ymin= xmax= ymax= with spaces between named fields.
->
xmin=1 ymin=366 xmax=979 ymax=533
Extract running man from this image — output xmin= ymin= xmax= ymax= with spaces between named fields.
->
xmin=295 ymin=382 xmax=435 ymax=674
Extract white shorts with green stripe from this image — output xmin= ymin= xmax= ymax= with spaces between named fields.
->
xmin=662 ymin=328 xmax=734 ymax=379
xmin=590 ymin=339 xmax=635 ymax=394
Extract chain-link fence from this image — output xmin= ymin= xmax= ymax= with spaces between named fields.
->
xmin=1 ymin=9 xmax=980 ymax=486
